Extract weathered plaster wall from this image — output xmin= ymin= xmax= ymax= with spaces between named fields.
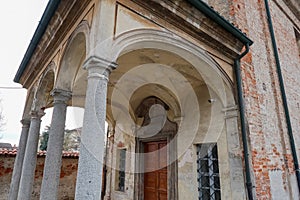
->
xmin=178 ymin=128 xmax=238 ymax=200
xmin=0 ymin=156 xmax=14 ymax=199
xmin=108 ymin=125 xmax=135 ymax=200
xmin=0 ymin=155 xmax=78 ymax=200
xmin=103 ymin=1 xmax=246 ymax=199
xmin=177 ymin=146 xmax=198 ymax=200
xmin=14 ymin=0 xmax=300 ymax=199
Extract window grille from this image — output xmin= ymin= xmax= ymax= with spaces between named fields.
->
xmin=197 ymin=143 xmax=221 ymax=200
xmin=117 ymin=149 xmax=126 ymax=191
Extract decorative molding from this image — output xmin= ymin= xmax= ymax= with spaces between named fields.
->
xmin=29 ymin=109 xmax=45 ymax=119
xmin=20 ymin=0 xmax=92 ymax=88
xmin=130 ymin=0 xmax=244 ymax=57
xmin=83 ymin=56 xmax=117 ymax=70
xmin=112 ymin=28 xmax=234 ymax=92
xmin=50 ymin=89 xmax=72 ymax=104
xmin=83 ymin=56 xmax=117 ymax=80
xmin=222 ymin=105 xmax=238 ymax=112
xmin=58 ymin=20 xmax=91 ymax=73
xmin=222 ymin=105 xmax=238 ymax=119
xmin=284 ymin=0 xmax=300 ymax=21
xmin=20 ymin=119 xmax=31 ymax=127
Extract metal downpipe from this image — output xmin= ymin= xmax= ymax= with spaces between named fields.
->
xmin=264 ymin=0 xmax=300 ymax=192
xmin=234 ymin=43 xmax=254 ymax=200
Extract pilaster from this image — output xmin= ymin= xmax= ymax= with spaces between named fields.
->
xmin=223 ymin=105 xmax=247 ymax=199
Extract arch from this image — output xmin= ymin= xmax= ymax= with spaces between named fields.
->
xmin=107 ymin=83 xmax=182 ymax=129
xmin=106 ymin=30 xmax=234 ymax=143
xmin=110 ymin=29 xmax=235 ymax=107
xmin=105 ymin=28 xmax=245 ymax=199
xmin=22 ymin=88 xmax=36 ymax=119
xmin=130 ymin=84 xmax=181 ymax=122
xmin=55 ymin=20 xmax=89 ymax=92
xmin=34 ymin=67 xmax=55 ymax=110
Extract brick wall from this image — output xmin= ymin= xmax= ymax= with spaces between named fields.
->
xmin=204 ymin=0 xmax=300 ymax=198
xmin=218 ymin=0 xmax=300 ymax=198
xmin=0 ymin=154 xmax=78 ymax=200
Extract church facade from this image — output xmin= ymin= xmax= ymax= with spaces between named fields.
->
xmin=10 ymin=0 xmax=300 ymax=199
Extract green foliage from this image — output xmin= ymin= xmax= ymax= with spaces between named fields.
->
xmin=39 ymin=126 xmax=81 ymax=151
xmin=39 ymin=125 xmax=50 ymax=151
xmin=63 ymin=129 xmax=80 ymax=151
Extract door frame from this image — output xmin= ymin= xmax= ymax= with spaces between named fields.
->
xmin=134 ymin=131 xmax=178 ymax=200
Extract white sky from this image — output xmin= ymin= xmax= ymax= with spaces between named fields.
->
xmin=0 ymin=1 xmax=84 ymax=146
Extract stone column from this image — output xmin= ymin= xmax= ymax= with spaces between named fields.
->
xmin=40 ymin=89 xmax=71 ymax=200
xmin=17 ymin=110 xmax=44 ymax=200
xmin=8 ymin=119 xmax=30 ymax=200
xmin=75 ymin=56 xmax=116 ymax=199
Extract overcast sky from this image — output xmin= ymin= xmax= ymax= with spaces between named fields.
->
xmin=0 ymin=1 xmax=83 ymax=146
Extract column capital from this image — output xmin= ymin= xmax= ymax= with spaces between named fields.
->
xmin=222 ymin=105 xmax=238 ymax=112
xmin=83 ymin=56 xmax=117 ymax=80
xmin=222 ymin=105 xmax=238 ymax=119
xmin=30 ymin=109 xmax=45 ymax=119
xmin=20 ymin=119 xmax=31 ymax=127
xmin=50 ymin=89 xmax=72 ymax=104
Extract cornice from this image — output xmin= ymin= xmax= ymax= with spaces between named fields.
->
xmin=130 ymin=0 xmax=249 ymax=59
xmin=18 ymin=0 xmax=92 ymax=88
xmin=284 ymin=0 xmax=300 ymax=21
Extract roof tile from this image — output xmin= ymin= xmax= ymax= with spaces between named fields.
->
xmin=0 ymin=148 xmax=79 ymax=158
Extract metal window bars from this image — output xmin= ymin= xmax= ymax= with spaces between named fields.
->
xmin=118 ymin=149 xmax=126 ymax=191
xmin=197 ymin=143 xmax=221 ymax=200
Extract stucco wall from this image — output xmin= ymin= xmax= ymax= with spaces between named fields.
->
xmin=0 ymin=155 xmax=78 ymax=200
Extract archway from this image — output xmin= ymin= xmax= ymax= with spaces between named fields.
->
xmin=55 ymin=21 xmax=89 ymax=108
xmin=103 ymin=29 xmax=243 ymax=199
xmin=35 ymin=69 xmax=55 ymax=110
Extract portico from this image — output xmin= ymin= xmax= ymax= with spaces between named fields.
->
xmin=10 ymin=0 xmax=253 ymax=199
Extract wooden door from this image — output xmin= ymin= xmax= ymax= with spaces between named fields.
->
xmin=144 ymin=141 xmax=168 ymax=200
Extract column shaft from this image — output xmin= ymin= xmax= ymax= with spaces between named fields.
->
xmin=40 ymin=89 xmax=71 ymax=200
xmin=8 ymin=119 xmax=30 ymax=200
xmin=17 ymin=111 xmax=44 ymax=200
xmin=75 ymin=56 xmax=115 ymax=199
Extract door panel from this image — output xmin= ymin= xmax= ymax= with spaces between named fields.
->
xmin=159 ymin=193 xmax=168 ymax=200
xmin=144 ymin=141 xmax=168 ymax=200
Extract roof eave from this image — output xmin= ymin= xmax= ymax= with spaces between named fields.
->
xmin=187 ymin=0 xmax=253 ymax=46
xmin=14 ymin=0 xmax=254 ymax=84
xmin=14 ymin=0 xmax=61 ymax=83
